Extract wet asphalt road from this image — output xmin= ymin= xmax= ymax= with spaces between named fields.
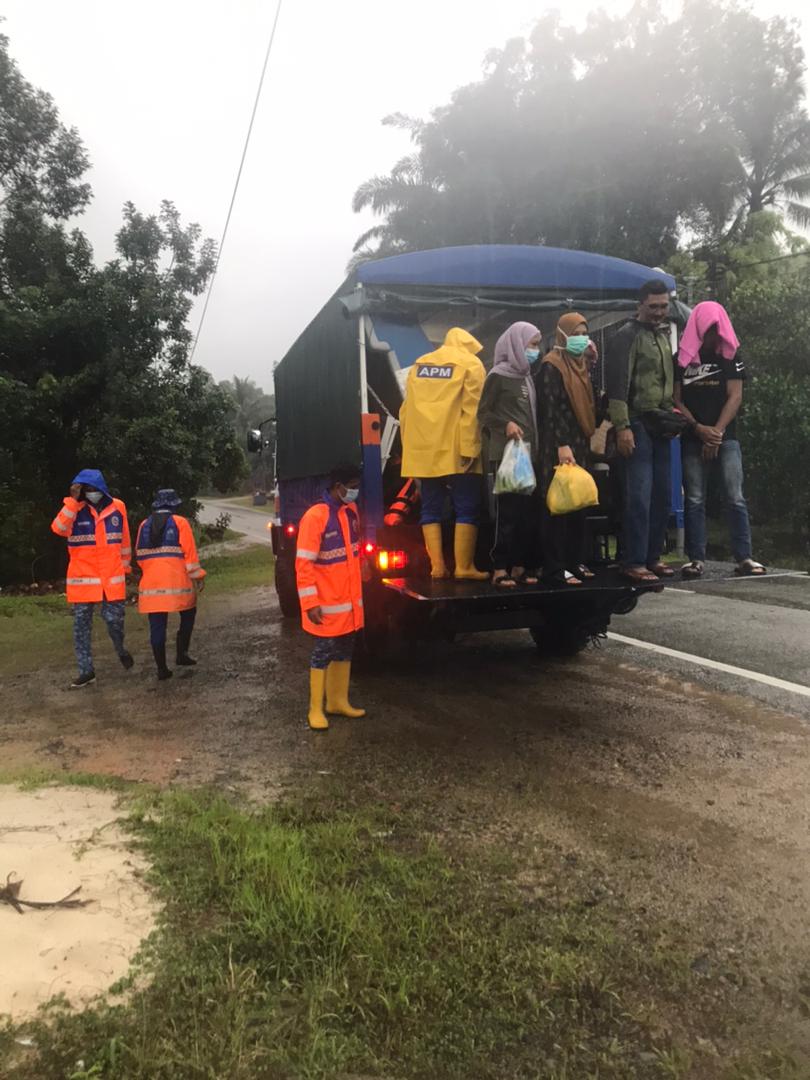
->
xmin=201 ymin=498 xmax=810 ymax=717
xmin=607 ymin=562 xmax=810 ymax=719
xmin=200 ymin=498 xmax=274 ymax=544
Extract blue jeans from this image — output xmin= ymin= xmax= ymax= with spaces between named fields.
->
xmin=419 ymin=473 xmax=481 ymax=525
xmin=682 ymin=439 xmax=752 ymax=563
xmin=72 ymin=600 xmax=126 ymax=677
xmin=621 ymin=419 xmax=671 ymax=568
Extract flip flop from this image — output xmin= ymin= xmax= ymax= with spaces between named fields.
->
xmin=572 ymin=564 xmax=596 ymax=579
xmin=681 ymin=561 xmax=704 ymax=579
xmin=513 ymin=570 xmax=540 ymax=586
xmin=735 ymin=559 xmax=767 ymax=576
xmin=647 ymin=562 xmax=675 ymax=578
xmin=492 ymin=573 xmax=517 ymax=589
xmin=619 ymin=567 xmax=660 ymax=584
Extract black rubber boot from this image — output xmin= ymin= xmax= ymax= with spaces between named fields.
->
xmin=176 ymin=627 xmax=197 ymax=666
xmin=119 ymin=650 xmax=134 ymax=671
xmin=152 ymin=644 xmax=173 ymax=681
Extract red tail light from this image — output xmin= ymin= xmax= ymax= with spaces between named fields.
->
xmin=364 ymin=541 xmax=376 ymax=555
xmin=285 ymin=523 xmax=296 ymax=536
xmin=377 ymin=549 xmax=408 ymax=572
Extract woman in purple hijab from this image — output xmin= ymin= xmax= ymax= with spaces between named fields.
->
xmin=477 ymin=321 xmax=542 ymax=586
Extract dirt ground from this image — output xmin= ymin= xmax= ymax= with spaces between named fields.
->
xmin=0 ymin=787 xmax=156 ymax=1020
xmin=3 ymin=582 xmax=810 ymax=1057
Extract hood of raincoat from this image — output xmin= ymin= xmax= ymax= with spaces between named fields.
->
xmin=441 ymin=327 xmax=483 ymax=355
xmin=72 ymin=469 xmax=110 ymax=495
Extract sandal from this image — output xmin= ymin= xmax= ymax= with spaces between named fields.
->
xmin=619 ymin=567 xmax=660 ymax=584
xmin=572 ymin=564 xmax=595 ymax=579
xmin=647 ymin=562 xmax=675 ymax=578
xmin=735 ymin=559 xmax=767 ymax=576
xmin=492 ymin=573 xmax=517 ymax=589
xmin=543 ymin=570 xmax=582 ymax=587
xmin=681 ymin=561 xmax=704 ymax=579
xmin=513 ymin=568 xmax=539 ymax=586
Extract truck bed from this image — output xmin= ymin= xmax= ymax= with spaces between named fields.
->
xmin=382 ymin=566 xmax=663 ymax=603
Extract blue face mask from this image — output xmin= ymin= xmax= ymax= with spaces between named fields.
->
xmin=562 ymin=332 xmax=590 ymax=358
xmin=524 ymin=347 xmax=541 ymax=364
xmin=341 ymin=487 xmax=360 ymax=504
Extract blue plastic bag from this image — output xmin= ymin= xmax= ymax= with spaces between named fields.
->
xmin=493 ymin=438 xmax=536 ymax=495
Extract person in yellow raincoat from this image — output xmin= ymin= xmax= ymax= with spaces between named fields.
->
xmin=399 ymin=328 xmax=488 ymax=580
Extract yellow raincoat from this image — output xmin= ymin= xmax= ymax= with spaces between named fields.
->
xmin=399 ymin=328 xmax=485 ymax=478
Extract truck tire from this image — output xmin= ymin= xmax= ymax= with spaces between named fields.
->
xmin=274 ymin=552 xmax=300 ymax=619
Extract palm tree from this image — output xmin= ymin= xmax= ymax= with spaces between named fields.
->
xmin=739 ymin=115 xmax=810 ymax=230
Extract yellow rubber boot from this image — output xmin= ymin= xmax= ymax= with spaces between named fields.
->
xmin=422 ymin=523 xmax=449 ymax=579
xmin=308 ymin=668 xmax=329 ymax=731
xmin=454 ymin=523 xmax=488 ymax=580
xmin=325 ymin=661 xmax=366 ymax=718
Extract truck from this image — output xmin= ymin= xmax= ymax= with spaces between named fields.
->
xmin=260 ymin=244 xmax=686 ymax=660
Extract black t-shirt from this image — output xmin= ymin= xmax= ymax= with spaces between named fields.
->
xmin=674 ymin=345 xmax=746 ymax=441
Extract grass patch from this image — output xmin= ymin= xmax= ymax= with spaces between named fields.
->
xmin=2 ymin=790 xmax=804 ymax=1080
xmin=0 ymin=767 xmax=138 ymax=793
xmin=197 ymin=526 xmax=245 ymax=548
xmin=215 ymin=494 xmax=274 ymax=514
xmin=202 ymin=544 xmax=273 ymax=594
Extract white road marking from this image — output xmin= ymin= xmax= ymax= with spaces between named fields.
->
xmin=663 ymin=586 xmax=695 ymax=595
xmin=608 ymin=632 xmax=810 ymax=699
xmin=720 ymin=571 xmax=806 ymax=581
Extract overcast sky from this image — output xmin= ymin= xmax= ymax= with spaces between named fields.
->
xmin=3 ymin=0 xmax=808 ymax=390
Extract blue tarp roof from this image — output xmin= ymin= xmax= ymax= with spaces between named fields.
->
xmin=357 ymin=244 xmax=676 ymax=294
xmin=369 ymin=315 xmax=432 ymax=370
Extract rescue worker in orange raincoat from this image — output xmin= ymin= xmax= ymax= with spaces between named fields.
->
xmin=50 ymin=468 xmax=134 ymax=689
xmin=135 ymin=489 xmax=206 ymax=681
xmin=295 ymin=463 xmax=366 ymax=731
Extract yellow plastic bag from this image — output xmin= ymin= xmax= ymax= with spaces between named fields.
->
xmin=546 ymin=464 xmax=599 ymax=516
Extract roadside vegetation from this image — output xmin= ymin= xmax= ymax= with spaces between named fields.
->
xmin=0 ymin=784 xmax=803 ymax=1080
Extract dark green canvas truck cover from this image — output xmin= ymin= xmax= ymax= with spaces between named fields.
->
xmin=274 ymin=276 xmax=362 ymax=481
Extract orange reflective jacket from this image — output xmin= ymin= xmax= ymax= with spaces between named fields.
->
xmin=51 ymin=497 xmax=131 ymax=603
xmin=295 ymin=496 xmax=364 ymax=638
xmin=135 ymin=513 xmax=205 ymax=613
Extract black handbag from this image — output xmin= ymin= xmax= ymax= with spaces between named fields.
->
xmin=641 ymin=408 xmax=689 ymax=438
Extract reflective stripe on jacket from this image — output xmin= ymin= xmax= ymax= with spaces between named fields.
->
xmin=295 ymin=496 xmax=364 ymax=638
xmin=135 ymin=513 xmax=205 ymax=613
xmin=51 ymin=496 xmax=131 ymax=603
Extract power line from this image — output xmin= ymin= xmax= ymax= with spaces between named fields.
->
xmin=189 ymin=0 xmax=284 ymax=365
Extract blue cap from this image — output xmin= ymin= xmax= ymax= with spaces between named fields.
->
xmin=72 ymin=469 xmax=110 ymax=495
xmin=152 ymin=488 xmax=182 ymax=510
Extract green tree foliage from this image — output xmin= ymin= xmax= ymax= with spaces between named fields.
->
xmin=0 ymin=34 xmax=246 ymax=584
xmin=219 ymin=375 xmax=275 ymax=445
xmin=353 ymin=1 xmax=810 ymax=267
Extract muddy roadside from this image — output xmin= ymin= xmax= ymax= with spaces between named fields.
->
xmin=3 ymin=580 xmax=810 ymax=1067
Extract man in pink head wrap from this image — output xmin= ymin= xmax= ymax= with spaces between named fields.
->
xmin=673 ymin=301 xmax=765 ymax=577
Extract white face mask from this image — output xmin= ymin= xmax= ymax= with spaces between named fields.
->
xmin=341 ymin=487 xmax=360 ymax=504
xmin=85 ymin=491 xmax=104 ymax=505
